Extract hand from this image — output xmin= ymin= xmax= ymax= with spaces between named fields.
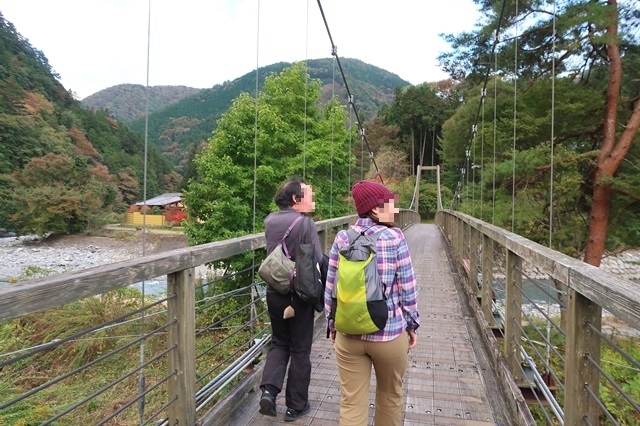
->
xmin=407 ymin=330 xmax=417 ymax=350
xmin=327 ymin=320 xmax=336 ymax=343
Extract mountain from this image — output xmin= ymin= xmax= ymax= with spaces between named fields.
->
xmin=81 ymin=84 xmax=203 ymax=123
xmin=0 ymin=13 xmax=175 ymax=235
xmin=90 ymin=59 xmax=410 ymax=176
xmin=130 ymin=58 xmax=410 ymax=174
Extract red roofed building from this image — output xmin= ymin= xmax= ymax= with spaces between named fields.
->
xmin=127 ymin=193 xmax=187 ymax=225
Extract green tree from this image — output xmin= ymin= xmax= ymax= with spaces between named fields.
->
xmin=382 ymin=81 xmax=462 ymax=174
xmin=439 ymin=0 xmax=640 ymax=261
xmin=183 ymin=62 xmax=353 ymax=247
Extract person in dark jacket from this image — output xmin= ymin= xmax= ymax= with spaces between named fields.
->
xmin=259 ymin=179 xmax=322 ymax=422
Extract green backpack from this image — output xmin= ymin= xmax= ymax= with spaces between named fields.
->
xmin=331 ymin=228 xmax=388 ymax=334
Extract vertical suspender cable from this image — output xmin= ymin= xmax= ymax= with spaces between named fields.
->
xmin=511 ymin=0 xmax=519 ymax=233
xmin=546 ymin=0 xmax=558 ymax=375
xmin=465 ymin=145 xmax=470 ymax=210
xmin=330 ymin=55 xmax=336 ymax=216
xmin=252 ymin=1 xmax=261 ymax=237
xmin=548 ymin=1 xmax=556 ymax=250
xmin=361 ymin=131 xmax=365 ymax=180
xmin=316 ymin=0 xmax=383 ymax=184
xmin=451 ymin=0 xmax=506 ymax=212
xmin=138 ymin=1 xmax=152 ymax=422
xmin=492 ymin=39 xmax=498 ymax=225
xmin=302 ymin=0 xmax=310 ymax=180
xmin=251 ymin=0 xmax=262 ymax=340
xmin=472 ymin=128 xmax=476 ymax=217
xmin=348 ymin=95 xmax=353 ymax=189
xmin=480 ymin=87 xmax=486 ymax=220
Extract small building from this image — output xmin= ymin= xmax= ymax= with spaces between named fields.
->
xmin=126 ymin=193 xmax=187 ymax=226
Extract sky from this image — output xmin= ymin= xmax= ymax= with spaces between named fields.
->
xmin=1 ymin=0 xmax=481 ymax=100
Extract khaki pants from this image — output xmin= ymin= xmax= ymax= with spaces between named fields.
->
xmin=334 ymin=333 xmax=408 ymax=426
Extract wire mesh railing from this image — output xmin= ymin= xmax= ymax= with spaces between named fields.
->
xmin=0 ymin=214 xmax=371 ymax=425
xmin=437 ymin=209 xmax=640 ymax=425
xmin=1 ymin=211 xmax=431 ymax=424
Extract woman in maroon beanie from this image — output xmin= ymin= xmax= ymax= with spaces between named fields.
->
xmin=324 ymin=180 xmax=420 ymax=426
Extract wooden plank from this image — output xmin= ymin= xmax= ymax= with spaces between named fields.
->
xmin=569 ymin=266 xmax=640 ymax=329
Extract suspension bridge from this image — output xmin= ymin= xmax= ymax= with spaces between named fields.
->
xmin=1 ymin=205 xmax=639 ymax=425
xmin=2 ymin=0 xmax=640 ymax=424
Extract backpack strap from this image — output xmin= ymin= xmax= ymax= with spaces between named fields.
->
xmin=281 ymin=215 xmax=303 ymax=259
xmin=346 ymin=226 xmax=397 ymax=316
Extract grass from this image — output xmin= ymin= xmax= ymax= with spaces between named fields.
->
xmin=0 ymin=276 xmax=270 ymax=425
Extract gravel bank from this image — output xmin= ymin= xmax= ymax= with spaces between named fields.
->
xmin=1 ymin=232 xmax=638 ymax=283
xmin=0 ymin=232 xmax=188 ymax=283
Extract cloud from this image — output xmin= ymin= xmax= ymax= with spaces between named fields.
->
xmin=2 ymin=0 xmax=479 ymax=99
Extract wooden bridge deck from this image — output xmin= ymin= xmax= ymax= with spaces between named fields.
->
xmin=221 ymin=224 xmax=513 ymax=425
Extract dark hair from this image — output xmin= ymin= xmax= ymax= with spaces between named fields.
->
xmin=275 ymin=179 xmax=305 ymax=208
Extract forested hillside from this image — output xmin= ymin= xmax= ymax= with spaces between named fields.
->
xmin=81 ymin=84 xmax=203 ymax=123
xmin=122 ymin=58 xmax=409 ymax=177
xmin=0 ymin=13 xmax=176 ymax=237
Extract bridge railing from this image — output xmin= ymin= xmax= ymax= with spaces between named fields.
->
xmin=0 ymin=209 xmax=420 ymax=425
xmin=437 ymin=209 xmax=640 ymax=425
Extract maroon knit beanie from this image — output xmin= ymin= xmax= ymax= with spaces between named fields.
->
xmin=351 ymin=181 xmax=396 ymax=216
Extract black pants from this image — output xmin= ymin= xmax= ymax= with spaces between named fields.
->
xmin=260 ymin=288 xmax=314 ymax=411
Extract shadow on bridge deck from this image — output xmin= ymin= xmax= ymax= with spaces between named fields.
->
xmin=216 ymin=224 xmax=514 ymax=425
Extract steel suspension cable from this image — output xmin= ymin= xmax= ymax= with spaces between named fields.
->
xmin=493 ymin=44 xmax=498 ymax=225
xmin=252 ymin=0 xmax=260 ymax=238
xmin=138 ymin=1 xmax=152 ymax=422
xmin=480 ymin=87 xmax=486 ymax=220
xmin=451 ymin=0 xmax=508 ymax=210
xmin=250 ymin=0 xmax=262 ymax=341
xmin=348 ymin=95 xmax=353 ymax=189
xmin=302 ymin=0 xmax=310 ymax=179
xmin=316 ymin=0 xmax=383 ymax=184
xmin=330 ymin=54 xmax=336 ymax=216
xmin=511 ymin=0 xmax=519 ymax=233
xmin=549 ymin=0 xmax=557 ymax=250
xmin=472 ymin=127 xmax=476 ymax=216
xmin=546 ymin=0 xmax=558 ymax=378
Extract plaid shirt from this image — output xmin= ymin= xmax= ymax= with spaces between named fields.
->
xmin=324 ymin=218 xmax=420 ymax=342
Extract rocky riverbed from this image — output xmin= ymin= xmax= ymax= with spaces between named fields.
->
xmin=1 ymin=231 xmax=638 ymax=334
xmin=2 ymin=231 xmax=639 ymax=283
xmin=0 ymin=231 xmax=189 ymax=283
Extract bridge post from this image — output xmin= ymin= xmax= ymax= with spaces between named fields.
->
xmin=455 ymin=218 xmax=464 ymax=261
xmin=317 ymin=229 xmax=328 ymax=253
xmin=469 ymin=227 xmax=480 ymax=296
xmin=167 ymin=267 xmax=197 ymax=424
xmin=504 ymin=250 xmax=523 ymax=383
xmin=481 ymin=235 xmax=495 ymax=324
xmin=564 ymin=289 xmax=601 ymax=425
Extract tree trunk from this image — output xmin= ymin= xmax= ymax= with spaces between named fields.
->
xmin=583 ymin=0 xmax=640 ymax=265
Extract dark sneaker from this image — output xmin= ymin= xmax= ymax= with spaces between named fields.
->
xmin=284 ymin=401 xmax=310 ymax=422
xmin=259 ymin=389 xmax=277 ymax=417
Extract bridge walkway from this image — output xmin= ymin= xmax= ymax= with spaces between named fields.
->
xmin=222 ymin=224 xmax=514 ymax=425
